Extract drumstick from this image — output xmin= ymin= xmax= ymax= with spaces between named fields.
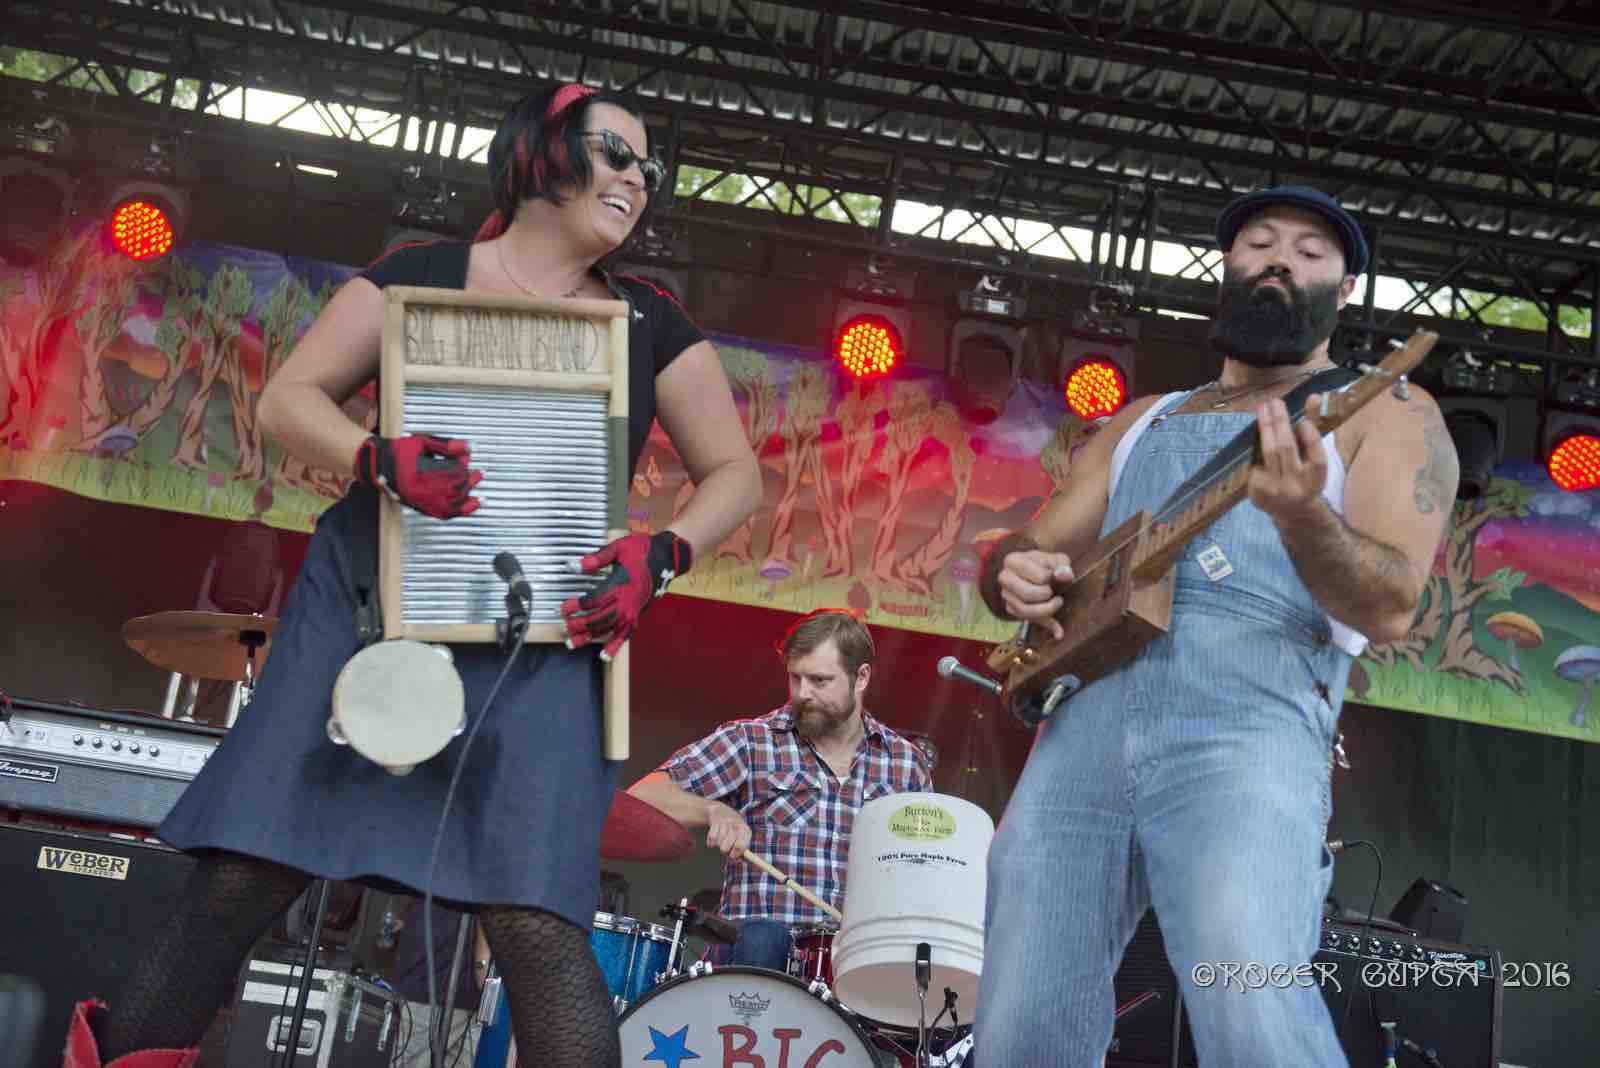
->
xmin=739 ymin=848 xmax=844 ymax=922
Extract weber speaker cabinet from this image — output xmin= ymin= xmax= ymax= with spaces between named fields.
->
xmin=0 ymin=824 xmax=198 ymax=1068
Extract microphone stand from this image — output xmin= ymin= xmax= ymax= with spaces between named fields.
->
xmin=430 ymin=915 xmax=473 ymax=1067
xmin=280 ymin=880 xmax=332 ymax=1068
xmin=914 ymin=942 xmax=931 ymax=1068
xmin=497 ymin=586 xmax=530 ymax=654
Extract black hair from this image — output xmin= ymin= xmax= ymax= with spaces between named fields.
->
xmin=475 ymin=85 xmax=658 ymax=242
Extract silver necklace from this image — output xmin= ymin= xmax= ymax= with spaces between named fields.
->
xmin=496 ymin=241 xmax=582 ymax=299
xmin=1198 ymin=366 xmax=1323 ymax=410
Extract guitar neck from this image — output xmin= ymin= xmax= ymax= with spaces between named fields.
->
xmin=1130 ymin=334 xmax=1437 ymax=582
xmin=1132 ymin=456 xmax=1253 ymax=579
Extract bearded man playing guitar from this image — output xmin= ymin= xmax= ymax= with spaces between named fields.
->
xmin=973 ymin=186 xmax=1459 ymax=1067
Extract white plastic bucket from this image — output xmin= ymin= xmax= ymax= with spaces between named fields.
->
xmin=831 ymin=792 xmax=993 ymax=1028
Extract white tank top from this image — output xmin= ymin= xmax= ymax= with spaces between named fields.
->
xmin=1108 ymin=392 xmax=1368 ymax=657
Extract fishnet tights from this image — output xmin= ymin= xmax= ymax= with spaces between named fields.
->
xmin=101 ymin=853 xmax=618 ymax=1066
xmin=480 ymin=905 xmax=620 ymax=1068
xmin=103 ymin=851 xmax=311 ymax=1058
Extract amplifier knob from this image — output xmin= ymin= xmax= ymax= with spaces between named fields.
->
xmin=110 ymin=739 xmax=123 ymax=751
xmin=129 ymin=742 xmax=141 ymax=754
xmin=73 ymin=734 xmax=84 ymax=745
xmin=91 ymin=737 xmax=103 ymax=749
xmin=149 ymin=745 xmax=160 ymax=757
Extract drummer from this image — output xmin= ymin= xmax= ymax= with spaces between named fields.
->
xmin=628 ymin=608 xmax=933 ymax=970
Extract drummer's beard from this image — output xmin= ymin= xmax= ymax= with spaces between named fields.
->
xmin=795 ymin=683 xmax=857 ymax=740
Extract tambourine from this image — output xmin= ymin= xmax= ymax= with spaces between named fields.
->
xmin=328 ymin=640 xmax=465 ymax=775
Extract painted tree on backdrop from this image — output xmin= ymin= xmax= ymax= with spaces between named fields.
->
xmin=869 ymin=380 xmax=936 ymax=584
xmin=0 ymin=227 xmax=94 ymax=447
xmin=1040 ymin=412 xmax=1098 ymax=491
xmin=766 ymin=362 xmax=832 ymax=566
xmin=890 ymin=401 xmax=975 ymax=596
xmin=1362 ymin=477 xmax=1532 ymax=691
xmin=825 ymin=380 xmax=886 ymax=578
xmin=83 ymin=256 xmax=205 ymax=453
xmin=172 ymin=264 xmax=253 ymax=472
xmin=0 ymin=275 xmax=18 ymax=432
xmin=74 ymin=246 xmax=145 ymax=444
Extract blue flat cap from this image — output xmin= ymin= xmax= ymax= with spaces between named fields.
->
xmin=1216 ymin=185 xmax=1369 ymax=276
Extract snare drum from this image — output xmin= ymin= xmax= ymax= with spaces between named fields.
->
xmin=789 ymin=922 xmax=838 ymax=985
xmin=619 ymin=967 xmax=888 ymax=1066
xmin=589 ymin=911 xmax=677 ymax=1011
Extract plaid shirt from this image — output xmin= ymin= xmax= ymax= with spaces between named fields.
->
xmin=660 ymin=705 xmax=933 ymax=926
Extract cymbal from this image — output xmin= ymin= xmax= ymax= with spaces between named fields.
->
xmin=123 ymin=611 xmax=277 ymax=683
xmin=601 ymin=791 xmax=693 ymax=863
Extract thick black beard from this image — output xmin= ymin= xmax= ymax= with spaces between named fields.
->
xmin=1208 ymin=270 xmax=1342 ymax=367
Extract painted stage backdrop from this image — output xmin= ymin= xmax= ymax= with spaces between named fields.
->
xmin=1 ymin=230 xmax=1597 ymax=744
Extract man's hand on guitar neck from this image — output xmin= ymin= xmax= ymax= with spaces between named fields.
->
xmin=992 ymin=544 xmax=1076 ymax=641
xmin=1247 ymin=396 xmax=1331 ymax=522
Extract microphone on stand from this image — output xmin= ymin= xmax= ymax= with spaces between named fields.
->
xmin=936 ymin=655 xmax=1002 ymax=696
xmin=493 ymin=552 xmax=533 ymax=606
xmin=494 ymin=551 xmax=532 ymax=652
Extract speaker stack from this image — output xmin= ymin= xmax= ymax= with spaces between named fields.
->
xmin=0 ymin=823 xmax=198 ymax=1068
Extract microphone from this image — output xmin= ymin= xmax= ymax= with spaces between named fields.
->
xmin=493 ymin=552 xmax=533 ymax=606
xmin=915 ymin=942 xmax=930 ymax=995
xmin=936 ymin=656 xmax=1002 ymax=696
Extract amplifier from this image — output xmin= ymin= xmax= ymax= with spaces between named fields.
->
xmin=0 ymin=696 xmax=224 ymax=828
xmin=1316 ymin=918 xmax=1503 ymax=1068
xmin=0 ymin=823 xmax=199 ymax=1068
xmin=1106 ymin=912 xmax=1502 ymax=1068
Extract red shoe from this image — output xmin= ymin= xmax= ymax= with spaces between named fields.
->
xmin=63 ymin=1000 xmax=200 ymax=1068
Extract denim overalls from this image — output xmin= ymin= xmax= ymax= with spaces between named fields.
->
xmin=976 ymin=395 xmax=1354 ymax=1066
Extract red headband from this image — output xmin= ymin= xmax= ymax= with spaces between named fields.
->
xmin=546 ymin=83 xmax=596 ymax=119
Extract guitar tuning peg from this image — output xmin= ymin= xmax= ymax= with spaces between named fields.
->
xmin=1391 ymin=373 xmax=1410 ymax=401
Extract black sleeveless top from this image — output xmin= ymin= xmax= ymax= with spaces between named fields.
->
xmin=359 ymin=240 xmax=705 ymax=477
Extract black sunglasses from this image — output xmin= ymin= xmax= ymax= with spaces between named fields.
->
xmin=582 ymin=130 xmax=664 ymax=194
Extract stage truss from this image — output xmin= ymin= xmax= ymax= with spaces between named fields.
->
xmin=6 ymin=0 xmax=1600 ymax=387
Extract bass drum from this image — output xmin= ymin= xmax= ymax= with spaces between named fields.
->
xmin=618 ymin=966 xmax=891 ymax=1067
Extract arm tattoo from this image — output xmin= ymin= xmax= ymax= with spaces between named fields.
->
xmin=1413 ymin=401 xmax=1460 ymax=515
xmin=978 ymin=531 xmax=1038 ymax=620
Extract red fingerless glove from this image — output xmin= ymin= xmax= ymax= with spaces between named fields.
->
xmin=353 ymin=433 xmax=483 ymax=519
xmin=560 ymin=530 xmax=692 ymax=661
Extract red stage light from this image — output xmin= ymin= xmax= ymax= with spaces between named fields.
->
xmin=1064 ymin=356 xmax=1127 ymax=420
xmin=110 ymin=199 xmax=175 ymax=261
xmin=1547 ymin=432 xmax=1600 ymax=492
xmin=835 ymin=315 xmax=901 ymax=378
